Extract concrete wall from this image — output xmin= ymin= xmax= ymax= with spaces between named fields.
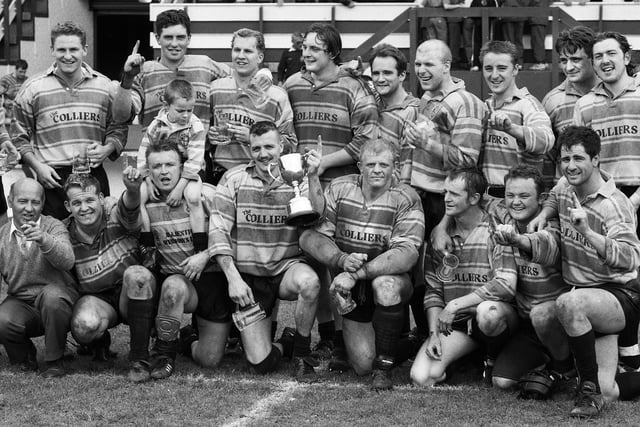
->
xmin=17 ymin=0 xmax=95 ymax=76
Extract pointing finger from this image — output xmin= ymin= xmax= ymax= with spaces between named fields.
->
xmin=132 ymin=40 xmax=140 ymax=55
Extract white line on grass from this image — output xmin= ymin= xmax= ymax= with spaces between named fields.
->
xmin=221 ymin=380 xmax=299 ymax=427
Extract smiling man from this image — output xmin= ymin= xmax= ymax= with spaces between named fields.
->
xmin=209 ymin=121 xmax=323 ymax=383
xmin=527 ymin=126 xmax=640 ymax=418
xmin=114 ymin=9 xmax=230 ymax=130
xmin=541 ymin=26 xmax=598 ymax=189
xmin=300 ymin=139 xmax=424 ymax=390
xmin=479 ymin=40 xmax=554 ymax=198
xmin=13 ymin=22 xmax=127 ymax=220
xmin=0 ymin=178 xmax=77 ymax=378
xmin=209 ymin=28 xmax=296 ymax=177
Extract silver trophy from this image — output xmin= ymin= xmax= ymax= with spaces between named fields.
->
xmin=269 ymin=153 xmax=319 ymax=226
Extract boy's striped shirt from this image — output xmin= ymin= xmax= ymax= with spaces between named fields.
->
xmin=208 ymin=162 xmax=305 ymax=277
xmin=285 ymin=70 xmax=379 ymax=183
xmin=210 ymin=75 xmax=297 ymax=170
xmin=65 ymin=197 xmax=141 ymax=295
xmin=132 ymin=55 xmax=231 ymax=128
xmin=424 ymin=211 xmax=517 ymax=322
xmin=13 ymin=63 xmax=127 ymax=167
xmin=573 ymin=79 xmax=640 ymax=186
xmin=409 ymin=78 xmax=484 ymax=193
xmin=315 ymin=174 xmax=424 ymax=260
xmin=482 ymin=87 xmax=554 ymax=187
xmin=535 ymin=176 xmax=640 ymax=287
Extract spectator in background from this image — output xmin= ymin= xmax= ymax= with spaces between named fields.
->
xmin=277 ymin=32 xmax=304 ymax=85
xmin=0 ymin=59 xmax=28 ymax=132
xmin=463 ymin=0 xmax=501 ymax=71
xmin=500 ymin=0 xmax=527 ymax=65
xmin=416 ymin=0 xmax=448 ymax=44
xmin=528 ymin=0 xmax=550 ymax=71
xmin=445 ymin=0 xmax=471 ymax=70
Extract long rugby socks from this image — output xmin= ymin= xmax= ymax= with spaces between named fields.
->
xmin=292 ymin=331 xmax=311 ymax=358
xmin=373 ymin=303 xmax=404 ymax=360
xmin=128 ymin=298 xmax=155 ymax=362
xmin=483 ymin=327 xmax=511 ymax=362
xmin=568 ymin=329 xmax=600 ymax=392
xmin=318 ymin=321 xmax=335 ymax=343
xmin=409 ymin=287 xmax=428 ymax=336
xmin=616 ymin=371 xmax=640 ymax=400
xmin=551 ymin=355 xmax=575 ymax=376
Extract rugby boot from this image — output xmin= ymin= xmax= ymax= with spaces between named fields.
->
xmin=294 ymin=355 xmax=319 ymax=383
xmin=371 ymin=356 xmax=394 ymax=391
xmin=41 ymin=358 xmax=66 ymax=379
xmin=310 ymin=339 xmax=334 ymax=360
xmin=150 ymin=338 xmax=179 ymax=380
xmin=570 ymin=381 xmax=604 ymax=418
xmin=128 ymin=360 xmax=151 ymax=383
xmin=328 ymin=346 xmax=350 ymax=373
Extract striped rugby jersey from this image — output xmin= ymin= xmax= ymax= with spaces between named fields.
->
xmin=574 ymin=79 xmax=640 ymax=186
xmin=315 ymin=174 xmax=425 ymax=262
xmin=410 ymin=78 xmax=484 ymax=193
xmin=541 ymin=80 xmax=591 ymax=188
xmin=137 ymin=109 xmax=205 ymax=181
xmin=285 ymin=69 xmax=379 ymax=183
xmin=65 ymin=197 xmax=141 ymax=295
xmin=482 ymin=87 xmax=554 ymax=187
xmin=13 ymin=63 xmax=127 ymax=167
xmin=210 ymin=74 xmax=297 ymax=170
xmin=424 ymin=211 xmax=517 ymax=322
xmin=131 ymin=55 xmax=231 ymax=128
xmin=534 ymin=175 xmax=640 ymax=287
xmin=0 ymin=73 xmax=26 ymax=125
xmin=376 ymin=94 xmax=420 ymax=180
xmin=208 ymin=162 xmax=306 ymax=277
xmin=490 ymin=202 xmax=568 ymax=319
xmin=147 ymin=197 xmax=216 ymax=276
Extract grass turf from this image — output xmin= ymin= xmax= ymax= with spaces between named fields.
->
xmin=1 ymin=302 xmax=639 ymax=426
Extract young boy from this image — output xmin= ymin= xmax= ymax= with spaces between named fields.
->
xmin=136 ymin=79 xmax=207 ymax=262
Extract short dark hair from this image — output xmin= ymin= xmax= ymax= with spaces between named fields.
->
xmin=480 ymin=40 xmax=519 ymax=65
xmin=14 ymin=59 xmax=28 ymax=70
xmin=232 ymin=28 xmax=266 ymax=53
xmin=558 ymin=125 xmax=601 ymax=159
xmin=594 ymin=31 xmax=631 ymax=55
xmin=359 ymin=139 xmax=397 ymax=163
xmin=504 ymin=165 xmax=544 ymax=197
xmin=555 ymin=26 xmax=596 ymax=57
xmin=306 ymin=23 xmax=342 ymax=65
xmin=369 ymin=43 xmax=407 ymax=75
xmin=447 ymin=167 xmax=487 ymax=199
xmin=146 ymin=141 xmax=182 ymax=162
xmin=155 ymin=9 xmax=191 ymax=36
xmin=249 ymin=121 xmax=279 ymax=138
xmin=51 ymin=21 xmax=86 ymax=46
xmin=164 ymin=79 xmax=193 ymax=105
xmin=63 ymin=174 xmax=102 ymax=199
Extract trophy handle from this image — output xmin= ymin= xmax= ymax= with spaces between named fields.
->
xmin=268 ymin=161 xmax=284 ymax=183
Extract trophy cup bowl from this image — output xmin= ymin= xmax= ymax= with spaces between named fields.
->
xmin=270 ymin=153 xmax=319 ymax=227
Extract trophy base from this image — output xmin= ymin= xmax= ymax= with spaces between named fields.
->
xmin=287 ymin=196 xmax=319 ymax=227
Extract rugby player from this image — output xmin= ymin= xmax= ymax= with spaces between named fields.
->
xmin=209 ymin=121 xmax=323 ymax=382
xmin=300 ymin=139 xmax=424 ymax=390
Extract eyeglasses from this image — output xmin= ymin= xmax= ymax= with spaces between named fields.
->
xmin=302 ymin=44 xmax=328 ymax=54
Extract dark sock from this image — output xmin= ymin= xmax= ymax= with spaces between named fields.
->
xmin=192 ymin=232 xmax=208 ymax=253
xmin=90 ymin=330 xmax=111 ymax=350
xmin=394 ymin=335 xmax=420 ymax=365
xmin=620 ymin=354 xmax=640 ymax=370
xmin=551 ymin=355 xmax=575 ymax=375
xmin=271 ymin=321 xmax=278 ymax=342
xmin=292 ymin=331 xmax=311 ymax=358
xmin=140 ymin=232 xmax=155 ymax=247
xmin=568 ymin=329 xmax=600 ymax=392
xmin=479 ymin=326 xmax=510 ymax=362
xmin=127 ymin=299 xmax=155 ymax=361
xmin=318 ymin=321 xmax=335 ymax=342
xmin=372 ymin=302 xmax=404 ymax=359
xmin=616 ymin=371 xmax=640 ymax=400
xmin=334 ymin=330 xmax=345 ymax=350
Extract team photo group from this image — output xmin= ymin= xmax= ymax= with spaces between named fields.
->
xmin=0 ymin=5 xmax=639 ymax=421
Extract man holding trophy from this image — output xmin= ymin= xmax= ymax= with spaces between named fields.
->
xmin=300 ymin=139 xmax=425 ymax=391
xmin=209 ymin=121 xmax=324 ymax=382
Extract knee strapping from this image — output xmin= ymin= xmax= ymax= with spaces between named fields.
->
xmin=249 ymin=346 xmax=282 ymax=375
xmin=155 ymin=314 xmax=181 ymax=342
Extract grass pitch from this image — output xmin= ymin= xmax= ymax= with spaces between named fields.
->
xmin=1 ymin=302 xmax=639 ymax=426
